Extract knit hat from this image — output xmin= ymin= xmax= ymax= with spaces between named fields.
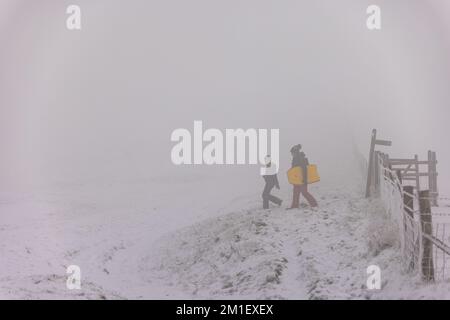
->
xmin=290 ymin=144 xmax=302 ymax=153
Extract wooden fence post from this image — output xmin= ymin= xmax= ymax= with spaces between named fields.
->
xmin=365 ymin=130 xmax=392 ymax=198
xmin=414 ymin=154 xmax=420 ymax=193
xmin=428 ymin=151 xmax=438 ymax=206
xmin=396 ymin=169 xmax=403 ymax=185
xmin=432 ymin=151 xmax=438 ymax=206
xmin=403 ymin=186 xmax=415 ymax=271
xmin=374 ymin=151 xmax=379 ymax=188
xmin=366 ymin=129 xmax=377 ymax=198
xmin=419 ymin=190 xmax=434 ymax=281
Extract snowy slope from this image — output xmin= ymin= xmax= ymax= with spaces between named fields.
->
xmin=151 ymin=185 xmax=450 ymax=300
xmin=0 ymin=177 xmax=259 ymax=299
xmin=151 ymin=184 xmax=378 ymax=299
xmin=1 ymin=176 xmax=450 ymax=299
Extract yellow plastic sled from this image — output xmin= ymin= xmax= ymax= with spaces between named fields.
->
xmin=287 ymin=165 xmax=320 ymax=185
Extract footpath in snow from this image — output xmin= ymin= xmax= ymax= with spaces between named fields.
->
xmin=151 ymin=184 xmax=450 ymax=299
xmin=151 ymin=185 xmax=390 ymax=299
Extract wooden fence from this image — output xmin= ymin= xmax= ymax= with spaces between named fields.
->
xmin=366 ymin=129 xmax=439 ymax=205
xmin=366 ymin=129 xmax=450 ymax=281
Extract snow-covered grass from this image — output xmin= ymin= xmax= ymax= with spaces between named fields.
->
xmin=151 ymin=185 xmax=384 ymax=299
xmin=0 ymin=177 xmax=258 ymax=299
xmin=151 ymin=184 xmax=450 ymax=299
xmin=1 ymin=177 xmax=450 ymax=299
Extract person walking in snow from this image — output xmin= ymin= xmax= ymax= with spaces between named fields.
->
xmin=261 ymin=155 xmax=282 ymax=209
xmin=288 ymin=144 xmax=318 ymax=209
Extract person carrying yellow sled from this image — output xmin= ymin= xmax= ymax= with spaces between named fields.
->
xmin=287 ymin=144 xmax=318 ymax=209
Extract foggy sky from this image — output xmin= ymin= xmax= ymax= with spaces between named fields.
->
xmin=1 ymin=0 xmax=450 ymax=196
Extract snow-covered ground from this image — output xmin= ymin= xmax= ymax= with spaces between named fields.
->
xmin=152 ymin=184 xmax=450 ymax=300
xmin=1 ymin=175 xmax=450 ymax=299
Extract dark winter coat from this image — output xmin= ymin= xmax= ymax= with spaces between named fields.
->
xmin=292 ymin=152 xmax=309 ymax=183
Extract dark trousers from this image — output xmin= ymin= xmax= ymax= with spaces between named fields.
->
xmin=262 ymin=183 xmax=282 ymax=209
xmin=290 ymin=184 xmax=318 ymax=208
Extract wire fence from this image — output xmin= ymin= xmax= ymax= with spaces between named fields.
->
xmin=378 ymin=155 xmax=450 ymax=281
